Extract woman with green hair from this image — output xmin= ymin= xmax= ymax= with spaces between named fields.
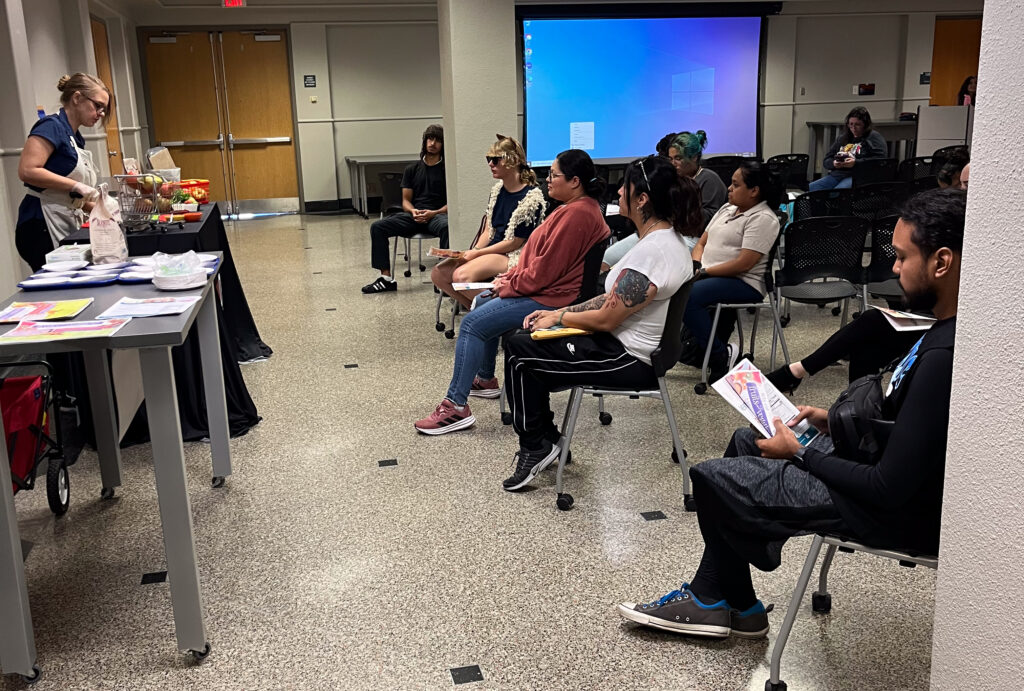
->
xmin=603 ymin=130 xmax=726 ymax=270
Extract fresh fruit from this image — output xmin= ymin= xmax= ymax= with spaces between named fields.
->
xmin=184 ymin=212 xmax=202 ymax=222
xmin=157 ymin=197 xmax=173 ymax=213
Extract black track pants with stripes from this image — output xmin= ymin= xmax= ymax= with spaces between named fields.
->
xmin=503 ymin=330 xmax=657 ymax=450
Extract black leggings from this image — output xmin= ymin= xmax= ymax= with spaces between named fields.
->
xmin=801 ymin=309 xmax=922 ymax=383
xmin=15 ymin=219 xmax=54 ymax=272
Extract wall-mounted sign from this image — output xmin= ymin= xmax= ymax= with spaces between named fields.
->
xmin=304 ymin=75 xmax=316 ymax=88
xmin=223 ymin=0 xmax=246 ymax=7
xmin=920 ymin=72 xmax=931 ymax=85
xmin=858 ymin=83 xmax=876 ymax=96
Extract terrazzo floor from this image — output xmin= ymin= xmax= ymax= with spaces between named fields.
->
xmin=3 ymin=212 xmax=934 ymax=690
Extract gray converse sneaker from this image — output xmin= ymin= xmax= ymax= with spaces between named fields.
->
xmin=617 ymin=584 xmax=731 ymax=638
xmin=730 ymin=601 xmax=774 ymax=639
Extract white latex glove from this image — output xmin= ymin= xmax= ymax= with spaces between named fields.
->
xmin=71 ymin=181 xmax=100 ymax=203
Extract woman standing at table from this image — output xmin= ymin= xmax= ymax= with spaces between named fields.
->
xmin=15 ymin=73 xmax=111 ymax=270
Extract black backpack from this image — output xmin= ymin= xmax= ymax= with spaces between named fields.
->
xmin=827 ymin=371 xmax=894 ymax=465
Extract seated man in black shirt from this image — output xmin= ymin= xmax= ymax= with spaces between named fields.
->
xmin=362 ymin=124 xmax=450 ymax=293
xmin=618 ymin=188 xmax=965 ymax=640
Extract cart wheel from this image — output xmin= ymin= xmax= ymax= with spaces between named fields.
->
xmin=444 ymin=329 xmax=455 ymax=339
xmin=556 ymin=493 xmax=574 ymax=511
xmin=694 ymin=382 xmax=708 ymax=395
xmin=598 ymin=412 xmax=612 ymax=426
xmin=190 ymin=643 xmax=212 ymax=662
xmin=403 ymin=270 xmax=412 ymax=278
xmin=501 ymin=411 xmax=512 ymax=426
xmin=812 ymin=592 xmax=832 ymax=613
xmin=21 ymin=666 xmax=41 ymax=685
xmin=100 ymin=486 xmax=115 ymax=501
xmin=435 ymin=322 xmax=445 ymax=332
xmin=46 ymin=458 xmax=70 ymax=516
xmin=831 ymin=306 xmax=842 ymax=316
xmin=683 ymin=493 xmax=697 ymax=512
xmin=779 ymin=316 xmax=791 ymax=327
xmin=211 ymin=476 xmax=225 ymax=489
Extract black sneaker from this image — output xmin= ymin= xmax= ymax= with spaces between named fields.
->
xmin=361 ymin=276 xmax=397 ymax=294
xmin=766 ymin=365 xmax=802 ymax=394
xmin=617 ymin=583 xmax=731 ymax=638
xmin=502 ymin=441 xmax=560 ymax=491
xmin=730 ymin=601 xmax=774 ymax=639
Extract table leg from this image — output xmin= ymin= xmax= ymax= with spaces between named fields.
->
xmin=0 ymin=415 xmax=37 ymax=679
xmin=346 ymin=159 xmax=357 ymax=215
xmin=360 ymin=164 xmax=369 ymax=219
xmin=139 ymin=346 xmax=208 ymax=655
xmin=196 ymin=294 xmax=232 ymax=483
xmin=83 ymin=350 xmax=122 ymax=494
xmin=808 ymin=125 xmax=818 ymax=180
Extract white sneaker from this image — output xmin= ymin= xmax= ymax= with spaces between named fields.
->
xmin=726 ymin=343 xmax=740 ymax=369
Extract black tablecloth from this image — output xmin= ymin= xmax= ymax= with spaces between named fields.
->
xmin=61 ymin=206 xmax=264 ymax=442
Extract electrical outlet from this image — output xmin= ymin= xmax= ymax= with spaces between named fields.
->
xmin=852 ymin=85 xmax=858 ymax=95
xmin=310 ymin=95 xmax=318 ymax=103
xmin=800 ymin=86 xmax=806 ymax=96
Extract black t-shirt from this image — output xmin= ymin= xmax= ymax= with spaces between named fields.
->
xmin=803 ymin=316 xmax=956 ymax=555
xmin=488 ymin=186 xmax=536 ymax=246
xmin=401 ymin=158 xmax=447 ymax=211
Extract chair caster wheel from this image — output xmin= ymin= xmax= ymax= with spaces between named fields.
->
xmin=694 ymin=382 xmax=708 ymax=395
xmin=598 ymin=412 xmax=612 ymax=425
xmin=831 ymin=306 xmax=842 ymax=316
xmin=779 ymin=316 xmax=791 ymax=327
xmin=100 ymin=487 xmax=115 ymax=500
xmin=403 ymin=270 xmax=412 ymax=278
xmin=501 ymin=412 xmax=512 ymax=426
xmin=211 ymin=476 xmax=225 ymax=489
xmin=21 ymin=666 xmax=42 ymax=685
xmin=435 ymin=322 xmax=445 ymax=332
xmin=419 ymin=264 xmax=426 ymax=272
xmin=556 ymin=493 xmax=574 ymax=511
xmin=433 ymin=286 xmax=440 ymax=294
xmin=190 ymin=643 xmax=211 ymax=662
xmin=683 ymin=493 xmax=697 ymax=512
xmin=671 ymin=449 xmax=686 ymax=464
xmin=444 ymin=329 xmax=455 ymax=339
xmin=812 ymin=592 xmax=832 ymax=613
xmin=764 ymin=680 xmax=788 ymax=691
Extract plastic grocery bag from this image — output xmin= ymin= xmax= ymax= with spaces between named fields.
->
xmin=89 ymin=183 xmax=128 ymax=264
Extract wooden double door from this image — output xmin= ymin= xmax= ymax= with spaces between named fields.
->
xmin=143 ymin=30 xmax=298 ymax=213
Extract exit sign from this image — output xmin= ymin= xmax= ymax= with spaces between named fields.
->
xmin=223 ymin=0 xmax=246 ymax=7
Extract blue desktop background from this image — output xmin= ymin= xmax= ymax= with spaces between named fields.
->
xmin=523 ymin=17 xmax=762 ymax=164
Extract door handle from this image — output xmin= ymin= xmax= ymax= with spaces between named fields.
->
xmin=159 ymin=136 xmax=224 ymax=147
xmin=227 ymin=134 xmax=291 ymax=148
xmin=108 ymin=150 xmax=118 ymax=157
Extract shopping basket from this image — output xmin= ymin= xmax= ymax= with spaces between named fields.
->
xmin=3 ymin=360 xmax=69 ymax=515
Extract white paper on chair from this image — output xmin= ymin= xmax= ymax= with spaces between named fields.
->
xmin=452 ymin=282 xmax=494 ymax=291
xmin=711 ymin=358 xmax=820 ymax=446
xmin=869 ymin=306 xmax=936 ymax=332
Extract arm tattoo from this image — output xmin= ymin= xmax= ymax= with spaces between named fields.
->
xmin=613 ymin=269 xmax=653 ymax=308
xmin=565 ymin=294 xmax=607 ymax=312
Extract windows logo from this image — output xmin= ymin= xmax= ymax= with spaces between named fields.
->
xmin=671 ymin=68 xmax=715 ymax=114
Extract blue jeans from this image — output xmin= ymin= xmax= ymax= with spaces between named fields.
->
xmin=808 ymin=174 xmax=852 ymax=192
xmin=684 ymin=278 xmax=763 ymax=357
xmin=445 ymin=293 xmax=545 ymax=406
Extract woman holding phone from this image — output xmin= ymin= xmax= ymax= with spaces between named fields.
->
xmin=808 ymin=106 xmax=887 ymax=192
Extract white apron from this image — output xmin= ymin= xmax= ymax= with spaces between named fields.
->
xmin=25 ymin=134 xmax=99 ymax=246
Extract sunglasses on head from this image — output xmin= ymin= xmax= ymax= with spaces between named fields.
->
xmin=486 ymin=156 xmax=503 ymax=165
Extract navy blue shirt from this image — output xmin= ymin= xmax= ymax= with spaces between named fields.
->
xmin=487 ymin=186 xmax=537 ymax=246
xmin=17 ymin=109 xmax=85 ymax=226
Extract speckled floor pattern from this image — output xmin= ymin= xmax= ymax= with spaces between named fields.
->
xmin=3 ymin=213 xmax=934 ymax=690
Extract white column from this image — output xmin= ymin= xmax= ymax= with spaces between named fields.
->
xmin=930 ymin=0 xmax=1024 ymax=686
xmin=760 ymin=16 xmax=797 ymax=158
xmin=437 ymin=0 xmax=517 ymax=249
xmin=0 ymin=0 xmax=38 ymax=292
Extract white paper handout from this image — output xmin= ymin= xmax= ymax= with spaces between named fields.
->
xmin=452 ymin=282 xmax=494 ymax=291
xmin=711 ymin=359 xmax=820 ymax=446
xmin=97 ymin=296 xmax=201 ymax=319
xmin=869 ymin=305 xmax=937 ymax=332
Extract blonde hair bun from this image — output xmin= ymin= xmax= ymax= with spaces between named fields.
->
xmin=57 ymin=74 xmax=72 ymax=91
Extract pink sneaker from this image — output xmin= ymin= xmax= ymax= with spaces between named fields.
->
xmin=469 ymin=376 xmax=501 ymax=399
xmin=414 ymin=399 xmax=476 ymax=435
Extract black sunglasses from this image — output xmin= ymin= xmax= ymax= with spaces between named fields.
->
xmin=485 ymin=156 xmax=503 ymax=165
xmin=84 ymin=95 xmax=108 ymax=114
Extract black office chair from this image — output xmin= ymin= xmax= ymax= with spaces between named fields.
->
xmin=931 ymin=144 xmax=968 ymax=167
xmin=851 ymin=182 xmax=909 ymax=224
xmin=790 ymin=189 xmax=853 ymax=222
xmin=909 ymin=176 xmax=940 ymax=193
xmin=774 ymin=216 xmax=870 ymax=330
xmin=852 ymin=157 xmax=898 ymax=186
xmin=897 ymin=156 xmax=939 ymax=181
xmin=550 ymin=278 xmax=696 ymax=512
xmin=766 ymin=153 xmax=810 ymax=191
xmin=861 ymin=215 xmax=903 ymax=310
xmin=379 ymin=172 xmax=438 ymax=278
xmin=703 ymin=155 xmax=756 ymax=187
xmin=499 ymin=238 xmax=609 ymax=425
